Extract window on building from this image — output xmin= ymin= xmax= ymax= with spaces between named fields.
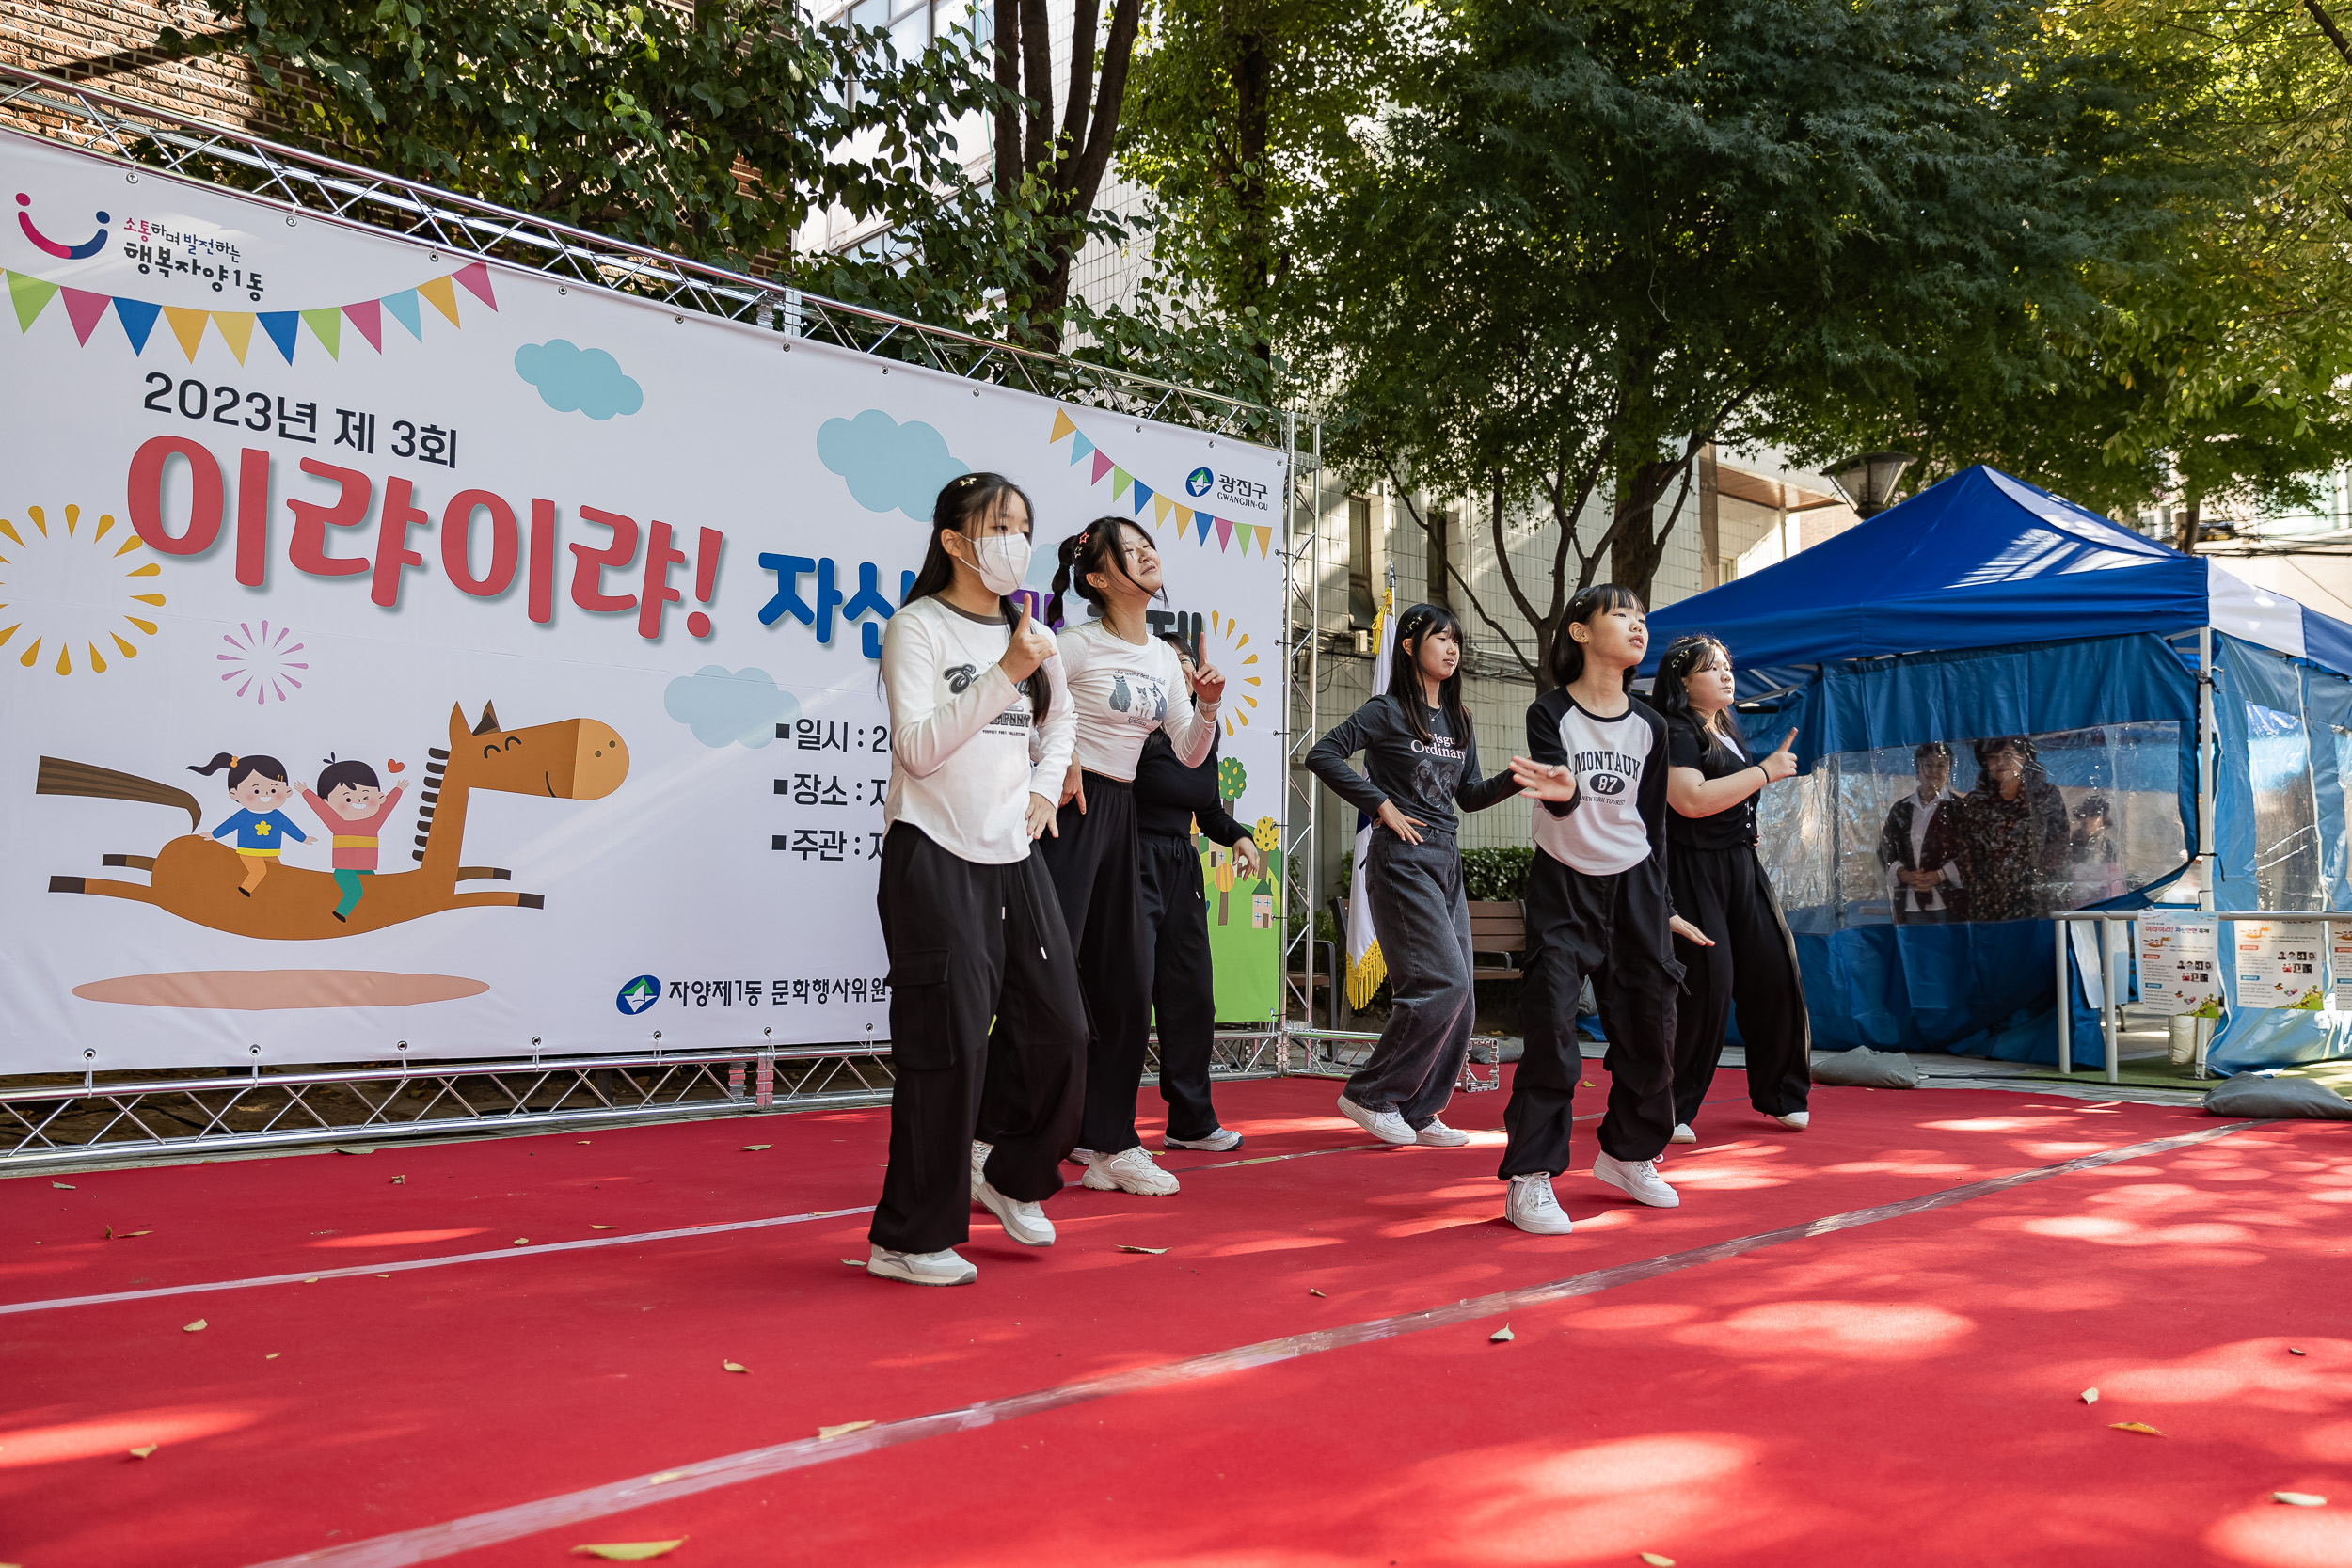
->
xmin=1347 ymin=496 xmax=1376 ymax=627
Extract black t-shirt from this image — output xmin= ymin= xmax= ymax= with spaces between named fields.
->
xmin=1665 ymin=713 xmax=1757 ymax=850
xmin=1305 ymin=693 xmax=1517 ymax=836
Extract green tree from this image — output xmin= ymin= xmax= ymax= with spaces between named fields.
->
xmin=1774 ymin=0 xmax=2352 ymax=537
xmin=159 ymin=1 xmax=1064 ymax=332
xmin=1306 ymin=0 xmax=2215 ymax=681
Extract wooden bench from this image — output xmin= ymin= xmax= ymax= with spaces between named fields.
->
xmin=1469 ymin=899 xmax=1527 ymax=981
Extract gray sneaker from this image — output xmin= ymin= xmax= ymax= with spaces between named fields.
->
xmin=1415 ymin=1117 xmax=1470 ymax=1148
xmin=1337 ymin=1094 xmax=1416 ymax=1146
xmin=974 ymin=1180 xmax=1055 ymax=1246
xmin=1504 ymin=1173 xmax=1574 ymax=1234
xmin=866 ymin=1244 xmax=978 ymax=1286
xmin=1080 ymin=1145 xmax=1180 ymax=1196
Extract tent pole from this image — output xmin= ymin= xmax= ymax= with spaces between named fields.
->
xmin=2198 ymin=626 xmax=2217 ymax=912
xmin=2103 ymin=917 xmax=2123 ymax=1085
xmin=2055 ymin=918 xmax=2072 ymax=1075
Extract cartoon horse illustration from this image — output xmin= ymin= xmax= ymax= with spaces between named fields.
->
xmin=40 ymin=702 xmax=628 ymax=941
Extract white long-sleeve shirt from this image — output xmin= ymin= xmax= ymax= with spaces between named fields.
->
xmin=880 ymin=595 xmax=1074 ymax=864
xmin=1056 ymin=619 xmax=1217 ymax=781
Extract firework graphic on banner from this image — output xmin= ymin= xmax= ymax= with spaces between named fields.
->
xmin=217 ymin=620 xmax=309 ymax=705
xmin=0 ymin=502 xmax=163 ymax=675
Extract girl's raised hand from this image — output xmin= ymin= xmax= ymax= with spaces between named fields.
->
xmin=1375 ymin=800 xmax=1425 ymax=845
xmin=1188 ymin=658 xmax=1227 ymax=706
xmin=1759 ymin=728 xmax=1800 ymax=783
xmin=1509 ymin=755 xmax=1577 ymax=802
xmin=999 ymin=601 xmax=1056 ymax=683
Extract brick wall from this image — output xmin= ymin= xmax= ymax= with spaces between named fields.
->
xmin=0 ymin=3 xmax=294 ymax=141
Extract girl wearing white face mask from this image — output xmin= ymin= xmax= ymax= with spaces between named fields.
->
xmin=866 ymin=472 xmax=1084 ymax=1287
xmin=1028 ymin=516 xmax=1225 ymax=1196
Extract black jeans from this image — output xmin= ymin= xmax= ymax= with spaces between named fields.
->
xmin=869 ymin=824 xmax=1088 ymax=1255
xmin=1344 ymin=829 xmax=1475 ymax=1131
xmin=1669 ymin=844 xmax=1811 ymax=1126
xmin=1500 ymin=850 xmax=1683 ymax=1177
xmin=1139 ymin=830 xmax=1221 ymax=1142
xmin=1034 ymin=772 xmax=1153 ymax=1155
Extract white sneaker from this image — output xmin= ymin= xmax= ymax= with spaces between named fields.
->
xmin=866 ymin=1244 xmax=977 ymax=1286
xmin=969 ymin=1139 xmax=993 ymax=1199
xmin=1593 ymin=1151 xmax=1681 ymax=1209
xmin=1772 ymin=1110 xmax=1810 ymax=1131
xmin=1067 ymin=1147 xmax=1102 ymax=1166
xmin=973 ymin=1180 xmax=1055 ymax=1246
xmin=1165 ymin=1128 xmax=1244 ymax=1152
xmin=1505 ymin=1173 xmax=1574 ymax=1234
xmin=1415 ymin=1117 xmax=1470 ymax=1148
xmin=1670 ymin=1122 xmax=1697 ymax=1145
xmin=1080 ymin=1145 xmax=1181 ymax=1196
xmin=1337 ymin=1094 xmax=1416 ymax=1146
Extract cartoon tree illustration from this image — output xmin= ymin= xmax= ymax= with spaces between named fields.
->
xmin=1217 ymin=756 xmax=1248 ymax=802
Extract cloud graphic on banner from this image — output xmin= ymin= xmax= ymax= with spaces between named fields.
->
xmin=514 ymin=340 xmax=644 ymax=420
xmin=818 ymin=410 xmax=968 ymax=518
xmin=663 ymin=667 xmax=800 ymax=748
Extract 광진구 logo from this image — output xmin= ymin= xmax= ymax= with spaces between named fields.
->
xmin=1185 ymin=466 xmax=1214 ymax=498
xmin=615 ymin=974 xmax=661 ymax=1015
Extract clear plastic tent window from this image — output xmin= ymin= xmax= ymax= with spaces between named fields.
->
xmin=2248 ymin=703 xmax=2324 ymax=911
xmin=1755 ymin=723 xmax=2185 ymax=933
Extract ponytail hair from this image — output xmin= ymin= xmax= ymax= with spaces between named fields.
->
xmin=1046 ymin=515 xmax=1159 ymax=626
xmin=188 ymin=752 xmax=287 ymax=789
xmin=1548 ymin=582 xmax=1645 ymax=692
xmin=900 ymin=471 xmax=1049 ymax=722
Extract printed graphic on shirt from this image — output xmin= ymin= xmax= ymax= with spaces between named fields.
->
xmin=1408 ymin=733 xmax=1466 ymax=805
xmin=1104 ymin=669 xmax=1170 ymax=728
xmin=1570 ymin=746 xmax=1644 ymax=801
xmin=944 ymin=663 xmax=983 ymax=693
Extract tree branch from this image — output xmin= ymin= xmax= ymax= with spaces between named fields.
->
xmin=2307 ymin=0 xmax=2352 ymax=66
xmin=1378 ymin=458 xmax=1540 ymax=681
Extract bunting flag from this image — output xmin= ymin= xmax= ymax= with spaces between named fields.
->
xmin=0 ymin=260 xmax=498 ymax=366
xmin=1045 ymin=407 xmax=1277 ymax=557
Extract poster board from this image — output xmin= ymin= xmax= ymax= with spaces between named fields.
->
xmin=2137 ymin=912 xmax=2221 ymax=1018
xmin=2232 ymin=919 xmax=2327 ymax=1011
xmin=0 ymin=130 xmax=1287 ymax=1073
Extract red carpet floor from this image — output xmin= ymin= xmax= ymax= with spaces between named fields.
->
xmin=2 ymin=1068 xmax=2346 ymax=1568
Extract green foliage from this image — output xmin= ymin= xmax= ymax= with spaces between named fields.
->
xmin=1460 ymin=847 xmax=1534 ymax=903
xmin=1216 ymin=755 xmax=1248 ymax=801
xmin=1301 ymin=0 xmax=2219 ymax=680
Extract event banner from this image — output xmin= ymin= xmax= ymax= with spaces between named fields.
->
xmin=0 ymin=131 xmax=1287 ymax=1073
xmin=2232 ymin=919 xmax=2327 ymax=1010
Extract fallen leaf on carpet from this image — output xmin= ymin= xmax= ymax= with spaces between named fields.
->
xmin=648 ymin=1470 xmax=691 ymax=1485
xmin=569 ymin=1543 xmax=683 ymax=1561
xmin=592 ymin=1225 xmax=617 ymax=1230
xmin=52 ymin=1181 xmax=73 ymax=1189
xmin=842 ymin=1259 xmax=864 ymax=1267
xmin=265 ymin=1354 xmax=279 ymax=1360
xmin=1309 ymin=1289 xmax=1326 ymax=1297
xmin=120 ymin=1229 xmax=151 ymax=1237
xmin=722 ymin=1361 xmax=750 ymax=1374
xmin=2290 ymin=1347 xmax=2307 ymax=1356
xmin=128 ymin=1445 xmax=157 ymax=1459
xmin=818 ymin=1421 xmax=876 ymax=1440
xmin=742 ymin=1145 xmax=772 ymax=1151
xmin=1490 ymin=1324 xmax=1515 ymax=1343
xmin=389 ymin=1176 xmax=405 ymax=1185
xmin=2109 ymin=1422 xmax=2164 ymax=1436
xmin=2274 ymin=1493 xmax=2328 ymax=1507
xmin=2081 ymin=1388 xmax=2099 ymax=1403
xmin=578 ymin=1139 xmax=591 ymax=1144
xmin=1117 ymin=1245 xmax=1168 ymax=1255
xmin=514 ymin=1239 xmax=530 ymax=1246
xmin=183 ymin=1319 xmax=207 ymax=1333
xmin=1581 ymin=1082 xmax=1595 ymax=1089
xmin=104 ymin=1224 xmax=112 ymax=1238
xmin=375 ymin=1275 xmax=389 ymax=1279
xmin=1640 ymin=1555 xmax=1676 ymax=1566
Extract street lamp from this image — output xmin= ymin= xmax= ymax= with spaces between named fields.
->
xmin=1828 ymin=451 xmax=1915 ymax=519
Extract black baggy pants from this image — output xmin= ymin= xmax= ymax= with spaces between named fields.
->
xmin=1139 ymin=830 xmax=1221 ymax=1142
xmin=1499 ymin=849 xmax=1683 ymax=1178
xmin=1345 ymin=830 xmax=1477 ymax=1131
xmin=1669 ymin=844 xmax=1812 ymax=1127
xmin=869 ymin=823 xmax=1089 ymax=1256
xmin=1034 ymin=771 xmax=1153 ymax=1155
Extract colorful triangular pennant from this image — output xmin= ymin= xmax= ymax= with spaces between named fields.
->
xmin=8 ymin=271 xmax=58 ymax=331
xmin=1071 ymin=433 xmax=1094 ymax=466
xmin=1050 ymin=408 xmax=1077 ymax=443
xmin=417 ymin=274 xmax=461 ymax=326
xmin=1090 ymin=450 xmax=1115 ymax=484
xmin=1110 ymin=467 xmax=1132 ymax=501
xmin=300 ymin=308 xmax=342 ymax=359
xmin=214 ymin=311 xmax=256 ymax=364
xmin=258 ymin=310 xmax=300 ymax=364
xmin=113 ymin=295 xmax=160 ymax=355
xmin=163 ymin=306 xmax=209 ymax=361
xmin=1215 ymin=516 xmax=1234 ymax=551
xmin=381 ymin=288 xmax=424 ymax=340
xmin=1152 ymin=494 xmax=1173 ymax=526
xmin=343 ymin=298 xmax=383 ymax=353
xmin=59 ymin=286 xmax=111 ymax=345
xmin=452 ymin=261 xmax=497 ymax=309
xmin=1132 ymin=482 xmax=1154 ymax=516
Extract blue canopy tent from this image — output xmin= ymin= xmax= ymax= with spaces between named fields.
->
xmin=1642 ymin=465 xmax=2352 ymax=1070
